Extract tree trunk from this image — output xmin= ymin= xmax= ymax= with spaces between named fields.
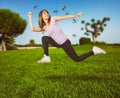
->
xmin=92 ymin=35 xmax=97 ymax=43
xmin=2 ymin=39 xmax=7 ymax=51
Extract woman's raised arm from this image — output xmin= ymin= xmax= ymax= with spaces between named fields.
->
xmin=55 ymin=12 xmax=82 ymax=21
xmin=28 ymin=12 xmax=42 ymax=32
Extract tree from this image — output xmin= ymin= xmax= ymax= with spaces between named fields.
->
xmin=79 ymin=37 xmax=91 ymax=45
xmin=0 ymin=9 xmax=27 ymax=51
xmin=29 ymin=39 xmax=35 ymax=46
xmin=81 ymin=17 xmax=110 ymax=43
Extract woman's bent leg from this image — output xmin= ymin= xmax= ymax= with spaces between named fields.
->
xmin=42 ymin=36 xmax=60 ymax=56
xmin=61 ymin=40 xmax=94 ymax=62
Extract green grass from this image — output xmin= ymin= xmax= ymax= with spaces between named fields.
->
xmin=0 ymin=45 xmax=120 ymax=98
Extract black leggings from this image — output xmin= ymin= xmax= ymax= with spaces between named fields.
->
xmin=42 ymin=36 xmax=94 ymax=62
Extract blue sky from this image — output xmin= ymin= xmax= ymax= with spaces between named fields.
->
xmin=0 ymin=0 xmax=120 ymax=44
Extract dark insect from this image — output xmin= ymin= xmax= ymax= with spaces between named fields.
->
xmin=33 ymin=5 xmax=38 ymax=9
xmin=62 ymin=6 xmax=66 ymax=11
xmin=53 ymin=9 xmax=59 ymax=14
xmin=72 ymin=33 xmax=77 ymax=37
xmin=72 ymin=18 xmax=77 ymax=23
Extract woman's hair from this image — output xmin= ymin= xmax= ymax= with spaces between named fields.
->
xmin=38 ymin=9 xmax=51 ymax=32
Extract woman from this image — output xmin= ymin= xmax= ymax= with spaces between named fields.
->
xmin=28 ymin=9 xmax=106 ymax=63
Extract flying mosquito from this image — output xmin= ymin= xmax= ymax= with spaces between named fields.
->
xmin=65 ymin=12 xmax=70 ymax=15
xmin=72 ymin=18 xmax=77 ymax=23
xmin=62 ymin=6 xmax=66 ymax=11
xmin=53 ymin=9 xmax=59 ymax=15
xmin=72 ymin=33 xmax=77 ymax=37
xmin=33 ymin=5 xmax=38 ymax=9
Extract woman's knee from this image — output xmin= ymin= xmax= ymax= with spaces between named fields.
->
xmin=67 ymin=55 xmax=80 ymax=62
xmin=42 ymin=36 xmax=48 ymax=41
xmin=72 ymin=58 xmax=80 ymax=62
xmin=42 ymin=36 xmax=51 ymax=43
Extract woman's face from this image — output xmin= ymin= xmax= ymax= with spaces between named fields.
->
xmin=42 ymin=11 xmax=50 ymax=20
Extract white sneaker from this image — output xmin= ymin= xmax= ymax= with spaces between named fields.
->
xmin=37 ymin=54 xmax=51 ymax=63
xmin=92 ymin=46 xmax=106 ymax=55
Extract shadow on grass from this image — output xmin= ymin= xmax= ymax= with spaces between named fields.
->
xmin=43 ymin=75 xmax=110 ymax=82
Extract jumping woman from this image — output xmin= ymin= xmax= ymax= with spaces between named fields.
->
xmin=28 ymin=9 xmax=106 ymax=63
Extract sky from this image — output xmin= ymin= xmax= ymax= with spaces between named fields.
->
xmin=0 ymin=0 xmax=120 ymax=44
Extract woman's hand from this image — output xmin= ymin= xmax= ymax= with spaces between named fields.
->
xmin=28 ymin=12 xmax=33 ymax=18
xmin=76 ymin=12 xmax=82 ymax=18
xmin=27 ymin=11 xmax=42 ymax=32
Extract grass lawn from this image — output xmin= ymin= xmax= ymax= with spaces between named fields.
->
xmin=0 ymin=45 xmax=120 ymax=98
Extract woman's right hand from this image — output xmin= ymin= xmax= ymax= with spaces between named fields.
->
xmin=76 ymin=12 xmax=82 ymax=18
xmin=28 ymin=12 xmax=33 ymax=18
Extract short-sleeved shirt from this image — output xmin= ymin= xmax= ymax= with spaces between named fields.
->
xmin=43 ymin=16 xmax=68 ymax=45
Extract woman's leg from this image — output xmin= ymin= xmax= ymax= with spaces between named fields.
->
xmin=42 ymin=36 xmax=60 ymax=56
xmin=61 ymin=40 xmax=94 ymax=62
xmin=38 ymin=36 xmax=61 ymax=63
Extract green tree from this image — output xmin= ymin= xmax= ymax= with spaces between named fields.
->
xmin=79 ymin=37 xmax=91 ymax=45
xmin=0 ymin=9 xmax=27 ymax=51
xmin=81 ymin=17 xmax=110 ymax=43
xmin=29 ymin=39 xmax=35 ymax=46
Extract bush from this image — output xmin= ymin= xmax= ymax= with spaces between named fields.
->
xmin=6 ymin=45 xmax=17 ymax=50
xmin=79 ymin=37 xmax=91 ymax=45
xmin=95 ymin=41 xmax=106 ymax=45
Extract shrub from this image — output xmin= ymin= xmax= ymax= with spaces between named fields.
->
xmin=79 ymin=37 xmax=91 ymax=45
xmin=6 ymin=45 xmax=17 ymax=50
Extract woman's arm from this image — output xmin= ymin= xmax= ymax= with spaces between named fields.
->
xmin=28 ymin=12 xmax=42 ymax=32
xmin=55 ymin=12 xmax=82 ymax=21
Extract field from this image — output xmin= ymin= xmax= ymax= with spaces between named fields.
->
xmin=0 ymin=45 xmax=120 ymax=98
